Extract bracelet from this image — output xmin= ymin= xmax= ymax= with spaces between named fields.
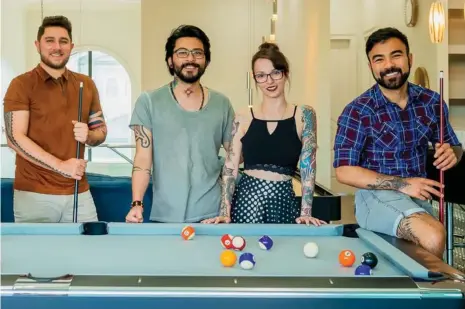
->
xmin=131 ymin=200 xmax=143 ymax=208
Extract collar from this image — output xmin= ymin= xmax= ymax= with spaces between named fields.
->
xmin=36 ymin=64 xmax=69 ymax=81
xmin=372 ymin=82 xmax=422 ymax=109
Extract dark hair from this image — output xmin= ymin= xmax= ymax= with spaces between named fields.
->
xmin=37 ymin=16 xmax=73 ymax=41
xmin=164 ymin=25 xmax=211 ymax=75
xmin=252 ymin=42 xmax=289 ymax=76
xmin=365 ymin=27 xmax=409 ymax=58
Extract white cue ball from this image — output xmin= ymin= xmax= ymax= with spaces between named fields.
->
xmin=303 ymin=242 xmax=319 ymax=258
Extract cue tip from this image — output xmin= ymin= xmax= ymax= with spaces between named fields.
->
xmin=79 ymin=81 xmax=83 ymax=88
xmin=439 ymin=71 xmax=444 ymax=78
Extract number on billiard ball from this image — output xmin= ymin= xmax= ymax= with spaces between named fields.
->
xmin=361 ymin=252 xmax=378 ymax=269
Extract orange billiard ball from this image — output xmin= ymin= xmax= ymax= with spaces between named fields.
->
xmin=339 ymin=249 xmax=355 ymax=267
xmin=181 ymin=225 xmax=195 ymax=240
xmin=220 ymin=250 xmax=237 ymax=267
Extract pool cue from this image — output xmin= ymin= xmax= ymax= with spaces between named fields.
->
xmin=439 ymin=71 xmax=444 ymax=225
xmin=73 ymin=82 xmax=84 ymax=223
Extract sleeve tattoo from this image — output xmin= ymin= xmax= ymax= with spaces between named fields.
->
xmin=299 ymin=106 xmax=317 ymax=217
xmin=3 ymin=111 xmax=71 ymax=177
xmin=367 ymin=176 xmax=410 ymax=190
xmin=220 ymin=118 xmax=240 ymax=218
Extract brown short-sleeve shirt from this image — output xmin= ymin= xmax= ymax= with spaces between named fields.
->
xmin=3 ymin=64 xmax=103 ymax=195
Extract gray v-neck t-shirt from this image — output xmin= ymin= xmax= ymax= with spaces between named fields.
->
xmin=129 ymin=83 xmax=234 ymax=222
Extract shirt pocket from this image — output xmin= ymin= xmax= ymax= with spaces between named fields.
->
xmin=372 ymin=121 xmax=400 ymax=149
xmin=415 ymin=115 xmax=434 ymax=145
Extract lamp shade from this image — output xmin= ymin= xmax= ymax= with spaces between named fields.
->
xmin=429 ymin=1 xmax=445 ymax=43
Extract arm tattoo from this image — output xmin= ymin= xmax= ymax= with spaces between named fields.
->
xmin=133 ymin=125 xmax=151 ymax=148
xmin=299 ymin=106 xmax=317 ymax=217
xmin=4 ymin=112 xmax=71 ymax=177
xmin=367 ymin=176 xmax=410 ymax=190
xmin=132 ymin=166 xmax=151 ymax=175
xmin=220 ymin=118 xmax=240 ymax=217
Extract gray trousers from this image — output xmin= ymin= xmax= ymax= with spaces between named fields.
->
xmin=13 ymin=189 xmax=99 ymax=223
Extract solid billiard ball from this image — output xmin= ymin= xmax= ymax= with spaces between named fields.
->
xmin=339 ymin=249 xmax=355 ymax=267
xmin=361 ymin=252 xmax=378 ymax=269
xmin=181 ymin=225 xmax=195 ymax=240
xmin=220 ymin=250 xmax=237 ymax=267
xmin=221 ymin=234 xmax=234 ymax=249
xmin=303 ymin=242 xmax=319 ymax=258
xmin=239 ymin=252 xmax=256 ymax=270
xmin=355 ymin=264 xmax=372 ymax=275
xmin=232 ymin=236 xmax=246 ymax=251
xmin=258 ymin=235 xmax=273 ymax=250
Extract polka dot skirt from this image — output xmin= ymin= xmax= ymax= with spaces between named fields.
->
xmin=231 ymin=174 xmax=300 ymax=224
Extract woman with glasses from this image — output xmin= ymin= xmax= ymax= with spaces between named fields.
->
xmin=202 ymin=42 xmax=326 ymax=226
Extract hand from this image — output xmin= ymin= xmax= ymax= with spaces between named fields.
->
xmin=59 ymin=158 xmax=87 ymax=180
xmin=434 ymin=143 xmax=457 ymax=171
xmin=72 ymin=120 xmax=89 ymax=143
xmin=201 ymin=216 xmax=231 ymax=224
xmin=296 ymin=216 xmax=327 ymax=226
xmin=125 ymin=206 xmax=143 ymax=223
xmin=398 ymin=177 xmax=444 ymax=200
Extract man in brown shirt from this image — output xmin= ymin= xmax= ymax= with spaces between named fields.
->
xmin=3 ymin=16 xmax=107 ymax=223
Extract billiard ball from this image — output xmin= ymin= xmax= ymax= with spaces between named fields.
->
xmin=221 ymin=234 xmax=234 ymax=249
xmin=239 ymin=252 xmax=256 ymax=270
xmin=355 ymin=264 xmax=372 ymax=275
xmin=303 ymin=242 xmax=319 ymax=258
xmin=338 ymin=249 xmax=355 ymax=267
xmin=361 ymin=252 xmax=378 ymax=269
xmin=181 ymin=225 xmax=195 ymax=240
xmin=220 ymin=250 xmax=237 ymax=267
xmin=232 ymin=236 xmax=246 ymax=251
xmin=258 ymin=235 xmax=273 ymax=250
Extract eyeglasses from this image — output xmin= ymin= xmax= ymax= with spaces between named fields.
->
xmin=174 ymin=48 xmax=205 ymax=59
xmin=254 ymin=70 xmax=284 ymax=83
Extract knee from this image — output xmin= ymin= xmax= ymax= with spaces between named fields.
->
xmin=423 ymin=222 xmax=446 ymax=249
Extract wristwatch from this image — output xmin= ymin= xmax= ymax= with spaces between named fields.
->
xmin=131 ymin=200 xmax=143 ymax=208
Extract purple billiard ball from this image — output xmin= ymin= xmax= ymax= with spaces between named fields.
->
xmin=258 ymin=235 xmax=273 ymax=250
xmin=239 ymin=252 xmax=256 ymax=270
xmin=355 ymin=264 xmax=372 ymax=276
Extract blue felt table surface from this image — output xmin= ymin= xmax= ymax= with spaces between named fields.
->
xmin=0 ymin=223 xmax=430 ymax=280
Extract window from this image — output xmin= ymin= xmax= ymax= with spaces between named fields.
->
xmin=67 ymin=50 xmax=132 ymax=163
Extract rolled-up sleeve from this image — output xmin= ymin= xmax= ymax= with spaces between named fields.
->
xmin=333 ymin=104 xmax=366 ymax=168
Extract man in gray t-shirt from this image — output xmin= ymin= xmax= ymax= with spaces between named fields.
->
xmin=125 ymin=25 xmax=234 ymax=223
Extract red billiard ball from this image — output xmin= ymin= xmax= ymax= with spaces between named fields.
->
xmin=339 ymin=249 xmax=355 ymax=267
xmin=232 ymin=236 xmax=246 ymax=251
xmin=221 ymin=234 xmax=234 ymax=249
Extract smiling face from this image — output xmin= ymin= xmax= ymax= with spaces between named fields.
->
xmin=168 ymin=37 xmax=207 ymax=84
xmin=367 ymin=37 xmax=412 ymax=90
xmin=35 ymin=26 xmax=73 ymax=70
xmin=253 ymin=58 xmax=286 ymax=98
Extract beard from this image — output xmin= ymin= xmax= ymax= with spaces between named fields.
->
xmin=372 ymin=65 xmax=410 ymax=90
xmin=40 ymin=51 xmax=70 ymax=70
xmin=173 ymin=62 xmax=205 ymax=83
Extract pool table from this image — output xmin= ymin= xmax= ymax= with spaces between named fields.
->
xmin=1 ymin=222 xmax=464 ymax=309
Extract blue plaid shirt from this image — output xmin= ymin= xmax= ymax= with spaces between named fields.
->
xmin=333 ymin=83 xmax=461 ymax=178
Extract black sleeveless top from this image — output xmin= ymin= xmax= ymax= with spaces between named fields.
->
xmin=241 ymin=106 xmax=302 ymax=176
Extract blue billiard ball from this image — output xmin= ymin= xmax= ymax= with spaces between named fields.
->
xmin=355 ymin=264 xmax=372 ymax=276
xmin=258 ymin=235 xmax=273 ymax=250
xmin=239 ymin=252 xmax=256 ymax=270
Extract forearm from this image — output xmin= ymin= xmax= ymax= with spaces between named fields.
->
xmin=131 ymin=155 xmax=151 ymax=202
xmin=336 ymin=166 xmax=408 ymax=190
xmin=220 ymin=162 xmax=237 ymax=217
xmin=86 ymin=127 xmax=107 ymax=147
xmin=7 ymin=134 xmax=67 ymax=176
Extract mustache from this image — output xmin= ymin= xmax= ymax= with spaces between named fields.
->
xmin=181 ymin=63 xmax=200 ymax=69
xmin=380 ymin=67 xmax=402 ymax=77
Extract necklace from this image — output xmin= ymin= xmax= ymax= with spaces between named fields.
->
xmin=170 ymin=81 xmax=205 ymax=110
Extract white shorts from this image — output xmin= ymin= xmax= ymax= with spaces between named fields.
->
xmin=13 ymin=189 xmax=98 ymax=223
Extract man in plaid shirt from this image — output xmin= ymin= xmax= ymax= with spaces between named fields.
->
xmin=333 ymin=27 xmax=463 ymax=258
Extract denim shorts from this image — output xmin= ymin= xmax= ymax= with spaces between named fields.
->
xmin=354 ymin=189 xmax=434 ymax=237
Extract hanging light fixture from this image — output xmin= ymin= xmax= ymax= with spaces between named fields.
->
xmin=428 ymin=1 xmax=445 ymax=43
